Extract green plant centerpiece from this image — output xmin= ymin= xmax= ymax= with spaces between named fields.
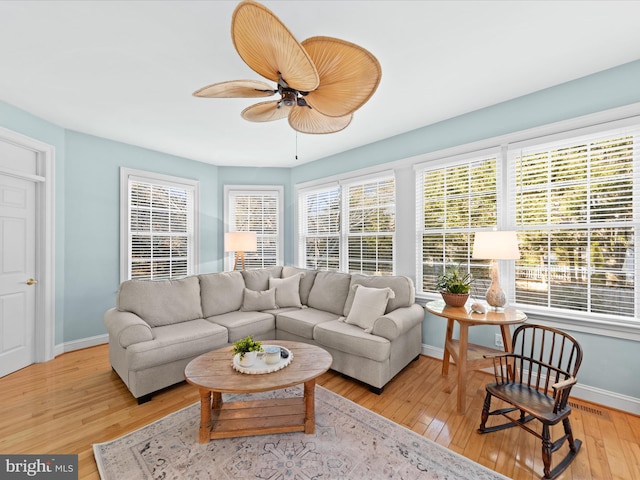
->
xmin=232 ymin=335 xmax=263 ymax=360
xmin=436 ymin=266 xmax=473 ymax=307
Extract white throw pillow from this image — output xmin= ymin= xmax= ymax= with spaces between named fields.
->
xmin=269 ymin=273 xmax=304 ymax=308
xmin=344 ymin=284 xmax=396 ymax=333
xmin=240 ymin=288 xmax=277 ymax=311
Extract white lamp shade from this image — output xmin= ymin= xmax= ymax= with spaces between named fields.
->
xmin=224 ymin=231 xmax=257 ymax=252
xmin=472 ymin=231 xmax=520 ymax=260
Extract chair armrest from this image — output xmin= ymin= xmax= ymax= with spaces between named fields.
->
xmin=552 ymin=376 xmax=576 ymax=393
xmin=551 ymin=375 xmax=577 ymax=411
xmin=371 ymin=304 xmax=424 ymax=341
xmin=103 ymin=307 xmax=154 ymax=348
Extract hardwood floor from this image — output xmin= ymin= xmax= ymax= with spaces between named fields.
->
xmin=1 ymin=344 xmax=638 ymax=479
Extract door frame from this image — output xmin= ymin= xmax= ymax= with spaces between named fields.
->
xmin=0 ymin=127 xmax=55 ymax=363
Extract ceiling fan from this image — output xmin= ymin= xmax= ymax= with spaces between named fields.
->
xmin=194 ymin=0 xmax=382 ymax=134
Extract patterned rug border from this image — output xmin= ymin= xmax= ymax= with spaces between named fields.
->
xmin=93 ymin=385 xmax=510 ymax=480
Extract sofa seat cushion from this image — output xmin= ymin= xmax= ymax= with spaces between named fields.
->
xmin=126 ymin=319 xmax=228 ymax=371
xmin=276 ymin=308 xmax=340 ymax=340
xmin=314 ymin=320 xmax=391 ymax=362
xmin=207 ymin=311 xmax=275 ymax=343
xmin=117 ymin=276 xmax=203 ymax=327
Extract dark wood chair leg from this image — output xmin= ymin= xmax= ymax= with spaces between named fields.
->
xmin=541 ymin=424 xmax=552 ymax=479
xmin=478 ymin=391 xmax=492 ymax=431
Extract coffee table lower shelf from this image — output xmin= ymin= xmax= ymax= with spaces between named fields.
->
xmin=208 ymin=397 xmax=307 ymax=440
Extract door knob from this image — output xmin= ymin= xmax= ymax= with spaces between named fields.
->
xmin=26 ymin=278 xmax=38 ymax=286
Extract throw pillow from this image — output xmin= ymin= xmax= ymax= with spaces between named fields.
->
xmin=240 ymin=287 xmax=277 ymax=312
xmin=344 ymin=284 xmax=396 ymax=333
xmin=269 ymin=273 xmax=304 ymax=308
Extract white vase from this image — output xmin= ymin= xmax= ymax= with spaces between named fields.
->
xmin=237 ymin=350 xmax=258 ymax=367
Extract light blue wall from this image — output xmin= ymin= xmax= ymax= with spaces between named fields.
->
xmin=290 ymin=59 xmax=640 ymax=401
xmin=1 ymin=58 xmax=639 ymax=403
xmin=63 ymin=131 xmax=222 ymax=341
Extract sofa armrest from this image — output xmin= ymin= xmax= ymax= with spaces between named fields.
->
xmin=104 ymin=307 xmax=154 ymax=348
xmin=371 ymin=304 xmax=424 ymax=341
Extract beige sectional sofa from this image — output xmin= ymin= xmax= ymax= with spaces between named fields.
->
xmin=104 ymin=266 xmax=424 ymax=403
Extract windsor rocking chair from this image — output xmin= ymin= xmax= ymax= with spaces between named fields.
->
xmin=478 ymin=324 xmax=583 ymax=479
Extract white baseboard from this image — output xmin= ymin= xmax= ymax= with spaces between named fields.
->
xmin=54 ymin=333 xmax=108 ymax=356
xmin=420 ymin=344 xmax=640 ymax=415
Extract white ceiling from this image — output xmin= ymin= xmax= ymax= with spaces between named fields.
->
xmin=1 ymin=1 xmax=640 ymax=168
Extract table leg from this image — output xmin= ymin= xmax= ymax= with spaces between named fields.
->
xmin=442 ymin=318 xmax=454 ymax=376
xmin=500 ymin=325 xmax=512 ymax=352
xmin=198 ymin=389 xmax=212 ymax=443
xmin=304 ymin=379 xmax=315 ymax=434
xmin=456 ymin=323 xmax=469 ymax=414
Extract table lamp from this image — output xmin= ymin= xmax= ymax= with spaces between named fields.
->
xmin=224 ymin=231 xmax=257 ymax=270
xmin=471 ymin=231 xmax=520 ymax=309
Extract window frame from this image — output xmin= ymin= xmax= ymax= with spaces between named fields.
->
xmin=120 ymin=167 xmax=199 ymax=282
xmin=413 ymin=115 xmax=640 ymax=341
xmin=224 ymin=185 xmax=284 ymax=271
xmin=296 ymin=169 xmax=396 ymax=275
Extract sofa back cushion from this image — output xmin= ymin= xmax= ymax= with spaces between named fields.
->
xmin=343 ymin=274 xmax=416 ymax=317
xmin=117 ymin=276 xmax=203 ymax=327
xmin=241 ymin=266 xmax=283 ymax=291
xmin=307 ymin=271 xmax=351 ymax=316
xmin=199 ymin=271 xmax=245 ymax=317
xmin=282 ymin=266 xmax=318 ymax=305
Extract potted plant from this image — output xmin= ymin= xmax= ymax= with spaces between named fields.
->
xmin=436 ymin=266 xmax=473 ymax=307
xmin=232 ymin=335 xmax=263 ymax=367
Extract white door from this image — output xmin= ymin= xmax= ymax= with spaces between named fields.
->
xmin=0 ymin=173 xmax=36 ymax=377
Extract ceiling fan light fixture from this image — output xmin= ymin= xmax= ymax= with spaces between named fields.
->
xmin=280 ymin=90 xmax=297 ymax=107
xmin=195 ymin=0 xmax=381 ymax=135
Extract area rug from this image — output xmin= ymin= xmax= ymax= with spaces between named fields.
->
xmin=94 ymin=386 xmax=508 ymax=480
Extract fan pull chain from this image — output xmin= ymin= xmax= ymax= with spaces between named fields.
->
xmin=295 ymin=132 xmax=298 ymax=160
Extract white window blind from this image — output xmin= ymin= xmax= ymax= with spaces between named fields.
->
xmin=345 ymin=175 xmax=395 ymax=275
xmin=417 ymin=154 xmax=498 ymax=293
xmin=227 ymin=188 xmax=282 ymax=268
xmin=123 ymin=170 xmax=198 ymax=281
xmin=297 ymin=172 xmax=396 ymax=274
xmin=509 ymin=126 xmax=639 ymax=320
xmin=298 ymin=185 xmax=341 ymax=270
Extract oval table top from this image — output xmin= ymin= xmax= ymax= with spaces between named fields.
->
xmin=425 ymin=300 xmax=527 ymax=326
xmin=185 ymin=340 xmax=333 ymax=394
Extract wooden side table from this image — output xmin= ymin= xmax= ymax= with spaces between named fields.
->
xmin=425 ymin=300 xmax=527 ymax=414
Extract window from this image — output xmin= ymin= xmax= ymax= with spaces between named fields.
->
xmin=120 ymin=168 xmax=198 ymax=281
xmin=416 ymin=120 xmax=640 ymax=326
xmin=510 ymin=126 xmax=639 ymax=319
xmin=298 ymin=172 xmax=396 ymax=274
xmin=298 ymin=185 xmax=341 ymax=270
xmin=416 ymin=152 xmax=498 ymax=294
xmin=225 ymin=186 xmax=283 ymax=269
xmin=345 ymin=176 xmax=395 ymax=274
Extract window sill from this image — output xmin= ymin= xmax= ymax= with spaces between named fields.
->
xmin=416 ymin=293 xmax=640 ymax=342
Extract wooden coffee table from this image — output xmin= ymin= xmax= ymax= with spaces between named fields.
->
xmin=184 ymin=340 xmax=332 ymax=443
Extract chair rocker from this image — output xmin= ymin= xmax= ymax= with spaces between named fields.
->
xmin=478 ymin=324 xmax=583 ymax=480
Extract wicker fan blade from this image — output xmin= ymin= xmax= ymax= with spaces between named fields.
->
xmin=232 ymin=1 xmax=319 ymax=92
xmin=302 ymin=36 xmax=381 ymax=117
xmin=242 ymin=100 xmax=292 ymax=122
xmin=289 ymin=106 xmax=352 ymax=134
xmin=193 ymin=80 xmax=276 ymax=98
